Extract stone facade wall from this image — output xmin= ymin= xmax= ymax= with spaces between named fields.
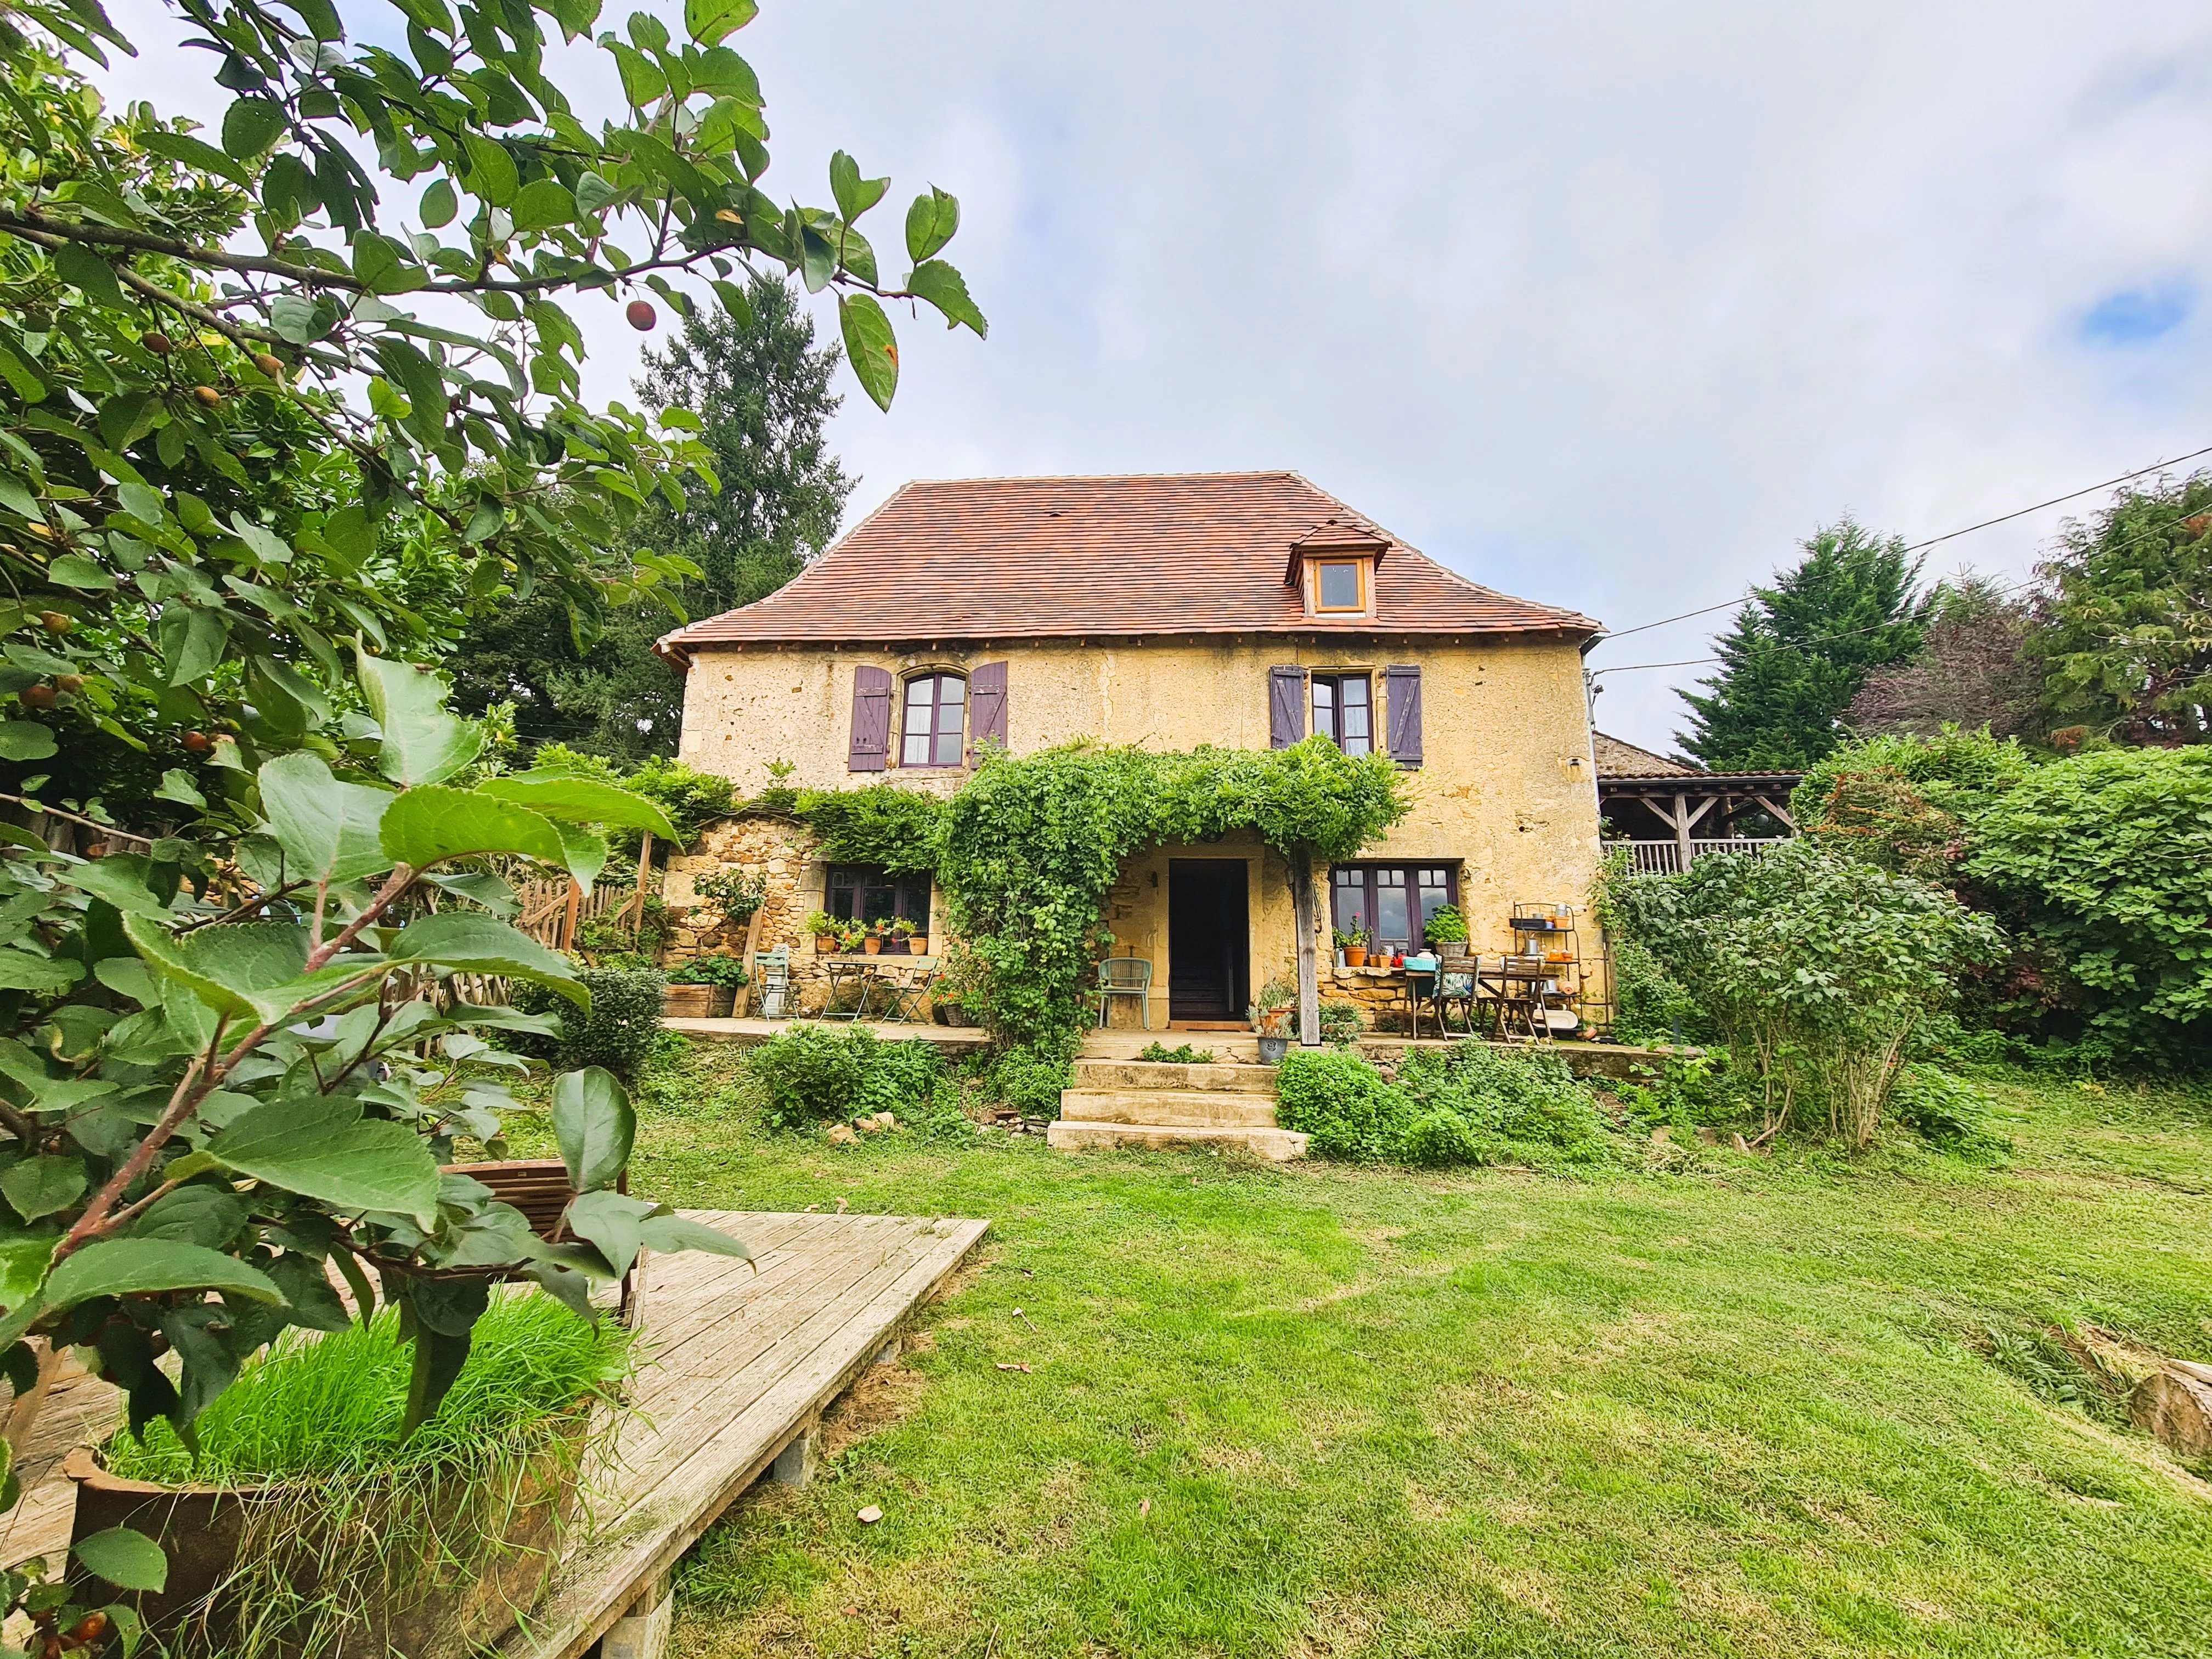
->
xmin=664 ymin=813 xmax=854 ymax=1017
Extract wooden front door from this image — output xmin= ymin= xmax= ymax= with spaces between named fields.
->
xmin=1167 ymin=860 xmax=1249 ymax=1024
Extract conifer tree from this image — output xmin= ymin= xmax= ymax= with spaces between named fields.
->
xmin=1676 ymin=521 xmax=1927 ymax=771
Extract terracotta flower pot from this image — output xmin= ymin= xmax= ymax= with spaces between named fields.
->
xmin=862 ymin=936 xmax=882 ymax=955
xmin=909 ymin=935 xmax=929 ymax=956
xmin=815 ymin=934 xmax=836 ymax=953
xmin=1345 ymin=948 xmax=1368 ymax=968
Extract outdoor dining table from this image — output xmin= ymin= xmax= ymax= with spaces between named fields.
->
xmin=817 ymin=953 xmax=938 ymax=1023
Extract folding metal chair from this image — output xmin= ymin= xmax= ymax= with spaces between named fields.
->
xmin=879 ymin=966 xmax=937 ymax=1025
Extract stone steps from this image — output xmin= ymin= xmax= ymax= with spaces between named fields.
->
xmin=1059 ymin=1089 xmax=1283 ymax=1127
xmin=1069 ymin=1059 xmax=1278 ymax=1094
xmin=1045 ymin=1120 xmax=1310 ymax=1161
xmin=1051 ymin=1036 xmax=1306 ymax=1160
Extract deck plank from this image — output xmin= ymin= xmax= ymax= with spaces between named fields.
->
xmin=499 ymin=1212 xmax=988 ymax=1659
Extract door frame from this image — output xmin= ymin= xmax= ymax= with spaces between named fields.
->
xmin=1166 ymin=858 xmax=1251 ymax=1026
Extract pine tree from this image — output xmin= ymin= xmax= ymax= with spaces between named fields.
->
xmin=1675 ymin=520 xmax=1928 ymax=771
xmin=449 ymin=276 xmax=853 ymax=758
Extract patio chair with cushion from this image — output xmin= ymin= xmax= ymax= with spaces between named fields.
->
xmin=1094 ymin=956 xmax=1152 ymax=1029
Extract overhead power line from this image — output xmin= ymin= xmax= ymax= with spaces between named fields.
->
xmin=1593 ymin=441 xmax=2212 ymax=646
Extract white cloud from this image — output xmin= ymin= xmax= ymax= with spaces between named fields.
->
xmin=96 ymin=0 xmax=2212 ymax=751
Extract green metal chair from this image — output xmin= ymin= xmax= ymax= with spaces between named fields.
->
xmin=1094 ymin=957 xmax=1152 ymax=1029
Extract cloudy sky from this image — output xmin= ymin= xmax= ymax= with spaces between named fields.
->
xmin=100 ymin=1 xmax=2212 ymax=752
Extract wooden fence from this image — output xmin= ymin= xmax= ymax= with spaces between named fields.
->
xmin=1623 ymin=838 xmax=1786 ymax=876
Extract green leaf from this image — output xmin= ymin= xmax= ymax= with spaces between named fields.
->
xmin=154 ymin=768 xmax=206 ymax=809
xmin=0 ymin=951 xmax=82 ymax=994
xmin=838 ymin=292 xmax=899 ymax=412
xmin=552 ymin=1066 xmax=634 ymax=1193
xmin=356 ymin=652 xmax=482 ymax=787
xmin=551 ymin=822 xmax=607 ymax=890
xmin=379 ymin=786 xmax=566 ymax=871
xmin=208 ymin=1098 xmax=441 ymax=1228
xmin=904 ymin=259 xmax=987 ymax=338
xmin=904 ymin=185 xmax=960 ymax=263
xmin=401 ymin=1318 xmax=474 ymax=1438
xmin=1 ymin=1156 xmax=86 ymax=1223
xmin=638 ymin=1211 xmax=752 ymax=1261
xmin=53 ymin=242 xmax=127 ymax=310
xmin=0 ymin=1232 xmax=54 ymax=1309
xmin=562 ymin=1188 xmax=653 ymax=1278
xmin=462 ymin=134 xmax=519 ymax=207
xmin=72 ymin=1527 xmax=167 ymax=1593
xmin=511 ymin=177 xmax=575 ymax=232
xmin=129 ymin=1184 xmax=245 ymax=1251
xmin=387 ymin=912 xmax=588 ymax=1006
xmin=220 ymin=96 xmax=287 ymax=160
xmin=122 ymin=913 xmax=308 ymax=1023
xmin=158 ymin=602 xmax=227 ymax=687
xmin=267 ymin=1252 xmax=349 ymax=1331
xmin=46 ymin=554 xmax=115 ymax=590
xmin=42 ymin=1237 xmax=281 ymax=1310
xmin=258 ymin=753 xmax=393 ymax=884
xmin=57 ymin=854 xmax=172 ymax=918
xmin=607 ymin=42 xmax=665 ymax=108
xmin=829 ymin=151 xmax=888 ymax=221
xmin=473 ymin=774 xmax=679 ymax=839
xmin=142 ymin=129 xmax=252 ymax=189
xmin=0 ymin=722 xmax=56 ymax=761
xmin=419 ymin=177 xmax=458 ymax=229
xmin=684 ymin=0 xmax=757 ymax=46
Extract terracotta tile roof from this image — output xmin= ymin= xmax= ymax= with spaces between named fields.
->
xmin=658 ymin=472 xmax=1600 ymax=659
xmin=1592 ymin=731 xmax=1702 ymax=778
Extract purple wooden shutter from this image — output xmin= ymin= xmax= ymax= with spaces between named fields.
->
xmin=1385 ymin=665 xmax=1423 ymax=768
xmin=847 ymin=666 xmax=892 ymax=771
xmin=968 ymin=661 xmax=1008 ymax=763
xmin=1269 ymin=665 xmax=1306 ymax=748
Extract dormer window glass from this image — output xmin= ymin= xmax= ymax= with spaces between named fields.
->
xmin=1316 ymin=561 xmax=1364 ymax=612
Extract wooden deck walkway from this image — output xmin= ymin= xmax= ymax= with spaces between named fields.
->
xmin=0 ymin=1211 xmax=989 ymax=1659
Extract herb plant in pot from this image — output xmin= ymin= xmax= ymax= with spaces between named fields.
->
xmin=665 ymin=953 xmax=748 ymax=1017
xmin=1424 ymin=904 xmax=1469 ymax=951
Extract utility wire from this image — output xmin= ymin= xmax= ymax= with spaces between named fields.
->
xmin=1592 ymin=441 xmax=2212 ymax=646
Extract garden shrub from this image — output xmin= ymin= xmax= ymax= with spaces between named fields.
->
xmin=991 ymin=1045 xmax=1073 ymax=1117
xmin=1275 ymin=1048 xmax=1405 ymax=1160
xmin=1963 ymin=747 xmax=2212 ymax=1061
xmin=1395 ymin=1043 xmax=1623 ymax=1170
xmin=1610 ymin=839 xmax=2002 ymax=1147
xmin=514 ymin=966 xmax=667 ymax=1078
xmin=794 ymin=783 xmax=945 ymax=874
xmin=1592 ymin=850 xmax=1706 ymax=1045
xmin=1138 ymin=1042 xmax=1216 ymax=1064
xmin=1889 ymin=1064 xmax=2011 ymax=1159
xmin=747 ymin=1024 xmax=947 ymax=1130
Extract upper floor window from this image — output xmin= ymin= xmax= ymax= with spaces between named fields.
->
xmin=1314 ymin=560 xmax=1365 ymax=612
xmin=1312 ymin=673 xmax=1372 ymax=755
xmin=901 ymin=673 xmax=967 ymax=768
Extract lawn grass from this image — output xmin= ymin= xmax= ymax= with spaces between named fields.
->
xmin=534 ymin=1043 xmax=2212 ymax=1657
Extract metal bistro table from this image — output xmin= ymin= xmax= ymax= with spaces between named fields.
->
xmin=816 ymin=953 xmax=938 ymax=1023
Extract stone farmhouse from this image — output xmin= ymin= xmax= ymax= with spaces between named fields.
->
xmin=656 ymin=472 xmax=1605 ymax=1028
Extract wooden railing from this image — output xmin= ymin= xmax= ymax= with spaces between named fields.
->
xmin=1623 ymin=838 xmax=1787 ymax=876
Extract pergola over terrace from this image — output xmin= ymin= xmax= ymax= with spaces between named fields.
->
xmin=1593 ymin=732 xmax=1801 ymax=873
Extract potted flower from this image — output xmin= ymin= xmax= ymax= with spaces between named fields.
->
xmin=1424 ymin=904 xmax=1469 ymax=952
xmin=1343 ymin=917 xmax=1370 ymax=968
xmin=664 ymin=953 xmax=748 ymax=1017
xmin=886 ymin=916 xmax=917 ymax=956
xmin=1248 ymin=975 xmax=1296 ymax=1064
xmin=862 ymin=917 xmax=888 ymax=956
xmin=907 ymin=918 xmax=930 ymax=956
xmin=805 ymin=910 xmax=840 ymax=953
xmin=838 ymin=919 xmax=868 ymax=954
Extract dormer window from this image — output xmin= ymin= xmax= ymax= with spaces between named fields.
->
xmin=1287 ymin=520 xmax=1389 ymax=619
xmin=1315 ymin=561 xmax=1365 ymax=612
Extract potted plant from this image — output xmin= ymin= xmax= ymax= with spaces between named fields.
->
xmin=1330 ymin=926 xmax=1354 ymax=970
xmin=1249 ymin=975 xmax=1297 ymax=1064
xmin=906 ymin=917 xmax=930 ymax=955
xmin=862 ymin=917 xmax=887 ymax=955
xmin=69 ymin=1293 xmax=635 ymax=1659
xmin=805 ymin=910 xmax=840 ymax=953
xmin=887 ymin=917 xmax=917 ymax=956
xmin=1424 ymin=904 xmax=1469 ymax=950
xmin=665 ymin=953 xmax=748 ymax=1017
xmin=1343 ymin=917 xmax=1370 ymax=968
xmin=837 ymin=919 xmax=869 ymax=955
